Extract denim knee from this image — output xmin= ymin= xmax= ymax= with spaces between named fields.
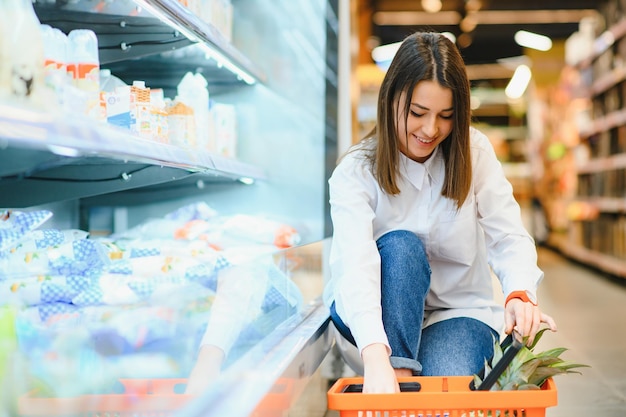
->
xmin=377 ymin=230 xmax=429 ymax=269
xmin=377 ymin=230 xmax=431 ymax=292
xmin=418 ymin=318 xmax=499 ymax=376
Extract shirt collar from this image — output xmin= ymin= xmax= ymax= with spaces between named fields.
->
xmin=398 ymin=146 xmax=443 ymax=190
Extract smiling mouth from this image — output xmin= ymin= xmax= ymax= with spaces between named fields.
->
xmin=414 ymin=134 xmax=435 ymax=144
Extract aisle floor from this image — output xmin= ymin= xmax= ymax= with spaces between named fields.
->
xmin=320 ymin=247 xmax=626 ymax=417
xmin=533 ymin=247 xmax=626 ymax=416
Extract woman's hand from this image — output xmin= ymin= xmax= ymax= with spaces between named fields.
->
xmin=504 ymin=299 xmax=557 ymax=346
xmin=361 ymin=343 xmax=400 ymax=393
xmin=185 ymin=344 xmax=225 ymax=395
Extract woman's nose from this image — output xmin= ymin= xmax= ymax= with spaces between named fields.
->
xmin=422 ymin=116 xmax=438 ymax=137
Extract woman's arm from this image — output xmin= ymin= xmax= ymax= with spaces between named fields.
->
xmin=471 ymin=130 xmax=557 ymax=343
xmin=328 ymin=155 xmax=398 ymax=392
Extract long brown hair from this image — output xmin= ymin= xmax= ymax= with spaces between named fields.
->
xmin=362 ymin=32 xmax=472 ymax=209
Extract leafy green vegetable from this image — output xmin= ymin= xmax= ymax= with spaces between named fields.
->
xmin=474 ymin=329 xmax=590 ymax=391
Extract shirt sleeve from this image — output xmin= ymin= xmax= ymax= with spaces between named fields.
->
xmin=471 ymin=129 xmax=543 ymax=303
xmin=326 ymin=153 xmax=391 ymax=355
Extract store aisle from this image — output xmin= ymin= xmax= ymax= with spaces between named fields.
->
xmin=321 ymin=247 xmax=626 ymax=417
xmin=535 ymin=246 xmax=626 ymax=416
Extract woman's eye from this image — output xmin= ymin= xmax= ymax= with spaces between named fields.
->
xmin=440 ymin=114 xmax=453 ymax=120
xmin=410 ymin=111 xmax=423 ymax=117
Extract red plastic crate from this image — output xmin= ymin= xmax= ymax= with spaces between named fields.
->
xmin=18 ymin=378 xmax=191 ymax=417
xmin=327 ymin=376 xmax=558 ymax=417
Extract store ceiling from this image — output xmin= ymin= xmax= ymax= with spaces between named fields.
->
xmin=365 ymin=0 xmax=601 ymax=73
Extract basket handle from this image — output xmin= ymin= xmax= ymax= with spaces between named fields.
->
xmin=341 ymin=381 xmax=422 ymax=393
xmin=470 ymin=330 xmax=524 ymax=391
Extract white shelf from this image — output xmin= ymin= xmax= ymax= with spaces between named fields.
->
xmin=0 ymin=103 xmax=264 ymax=207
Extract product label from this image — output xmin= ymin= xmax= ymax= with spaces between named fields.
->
xmin=67 ymin=64 xmax=99 ymax=91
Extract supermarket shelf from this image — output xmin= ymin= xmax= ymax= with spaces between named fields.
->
xmin=575 ymin=197 xmax=626 ymax=213
xmin=104 ymin=52 xmax=252 ymax=97
xmin=578 ymin=17 xmax=626 ymax=69
xmin=79 ymin=173 xmax=251 ymax=206
xmin=578 ymin=107 xmax=626 ymax=139
xmin=34 ymin=6 xmax=194 ymax=64
xmin=589 ymin=65 xmax=626 ymax=97
xmin=547 ymin=232 xmax=626 ymax=279
xmin=34 ymin=0 xmax=266 ymax=90
xmin=577 ymin=153 xmax=626 ymax=173
xmin=0 ymin=103 xmax=264 ymax=207
xmin=133 ymin=0 xmax=266 ymax=84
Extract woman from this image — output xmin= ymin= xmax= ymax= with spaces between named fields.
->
xmin=323 ymin=32 xmax=557 ymax=394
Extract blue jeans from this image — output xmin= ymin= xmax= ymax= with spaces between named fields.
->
xmin=330 ymin=230 xmax=497 ymax=376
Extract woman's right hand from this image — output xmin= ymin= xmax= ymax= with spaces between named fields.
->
xmin=361 ymin=343 xmax=399 ymax=393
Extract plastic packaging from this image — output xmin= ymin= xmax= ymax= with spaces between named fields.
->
xmin=220 ymin=214 xmax=301 ymax=249
xmin=0 ymin=4 xmax=10 ymax=99
xmin=99 ymin=68 xmax=126 ymax=93
xmin=40 ymin=25 xmax=68 ymax=107
xmin=0 ymin=0 xmax=49 ymax=108
xmin=67 ymin=29 xmax=101 ymax=119
xmin=177 ymin=72 xmax=210 ymax=150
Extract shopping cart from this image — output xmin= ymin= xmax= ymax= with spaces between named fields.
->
xmin=327 ymin=333 xmax=558 ymax=417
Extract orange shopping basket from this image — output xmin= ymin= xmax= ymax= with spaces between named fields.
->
xmin=327 ymin=375 xmax=557 ymax=417
xmin=327 ymin=332 xmax=558 ymax=417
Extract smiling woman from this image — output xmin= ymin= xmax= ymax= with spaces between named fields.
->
xmin=323 ymin=31 xmax=557 ymax=395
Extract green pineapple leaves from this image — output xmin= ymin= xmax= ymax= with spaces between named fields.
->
xmin=474 ymin=329 xmax=590 ymax=391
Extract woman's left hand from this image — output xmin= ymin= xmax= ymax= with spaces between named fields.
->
xmin=504 ymin=299 xmax=557 ymax=346
xmin=185 ymin=344 xmax=225 ymax=395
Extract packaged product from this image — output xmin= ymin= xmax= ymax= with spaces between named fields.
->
xmin=177 ymin=72 xmax=210 ymax=150
xmin=0 ymin=0 xmax=50 ymax=108
xmin=150 ymin=88 xmax=169 ymax=143
xmin=67 ymin=29 xmax=101 ymax=120
xmin=168 ymin=100 xmax=197 ymax=148
xmin=130 ymin=80 xmax=152 ymax=138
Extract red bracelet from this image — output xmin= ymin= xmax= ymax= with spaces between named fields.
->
xmin=505 ymin=290 xmax=537 ymax=306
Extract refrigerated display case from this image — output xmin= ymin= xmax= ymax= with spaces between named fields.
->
xmin=0 ymin=0 xmax=340 ymax=415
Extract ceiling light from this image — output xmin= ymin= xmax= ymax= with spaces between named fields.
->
xmin=441 ymin=32 xmax=456 ymax=43
xmin=465 ymin=0 xmax=482 ymax=13
xmin=421 ymin=0 xmax=442 ymax=13
xmin=372 ymin=34 xmax=458 ymax=64
xmin=514 ymin=30 xmax=553 ymax=51
xmin=457 ymin=33 xmax=473 ymax=48
xmin=460 ymin=14 xmax=478 ymax=32
xmin=505 ymin=64 xmax=532 ymax=99
xmin=371 ymin=41 xmax=402 ymax=63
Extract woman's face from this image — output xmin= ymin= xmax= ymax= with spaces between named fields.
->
xmin=396 ymin=80 xmax=454 ymax=163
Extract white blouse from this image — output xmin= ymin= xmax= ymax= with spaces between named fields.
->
xmin=324 ymin=127 xmax=543 ymax=355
